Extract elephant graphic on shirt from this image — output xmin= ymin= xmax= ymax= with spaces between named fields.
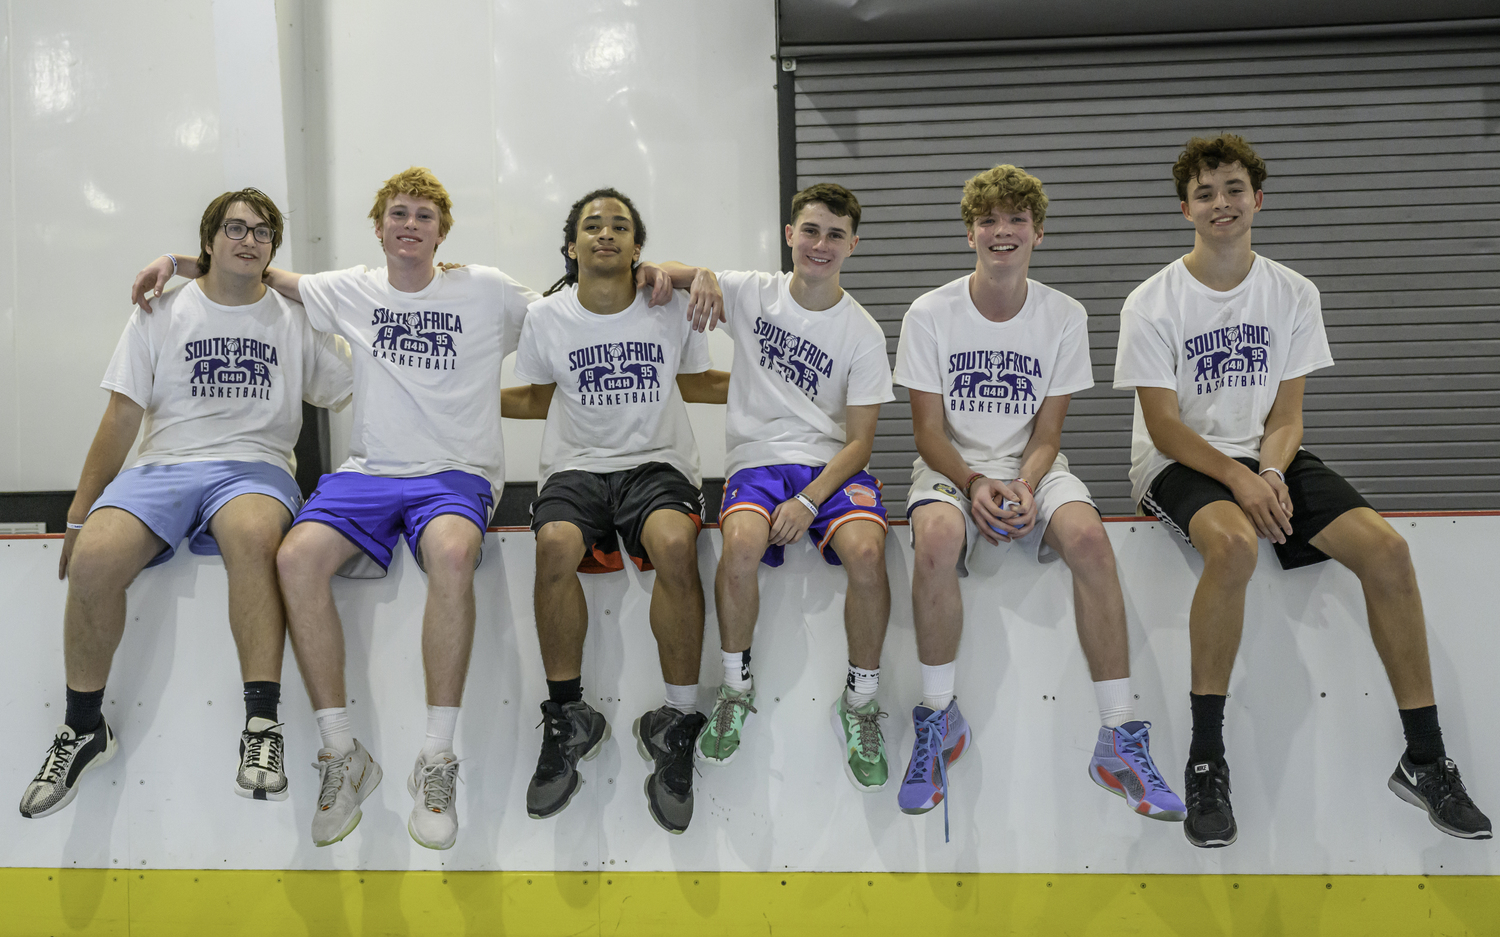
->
xmin=621 ymin=361 xmax=660 ymax=388
xmin=993 ymin=372 xmax=1037 ymax=401
xmin=1238 ymin=345 xmax=1268 ymax=372
xmin=246 ymin=360 xmax=273 ymax=386
xmin=1193 ymin=350 xmax=1234 ymax=381
xmin=373 ymin=323 xmax=410 ymax=351
xmin=419 ymin=331 xmax=457 ymax=357
xmin=758 ymin=340 xmax=786 ymax=372
xmin=577 ymin=365 xmax=614 ymax=393
xmin=190 ymin=357 xmax=231 ymax=383
xmin=774 ymin=358 xmax=820 ymax=397
xmin=950 ymin=370 xmax=990 ymax=397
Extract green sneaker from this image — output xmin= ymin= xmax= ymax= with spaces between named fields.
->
xmin=698 ymin=681 xmax=756 ymax=765
xmin=831 ymin=694 xmax=890 ymax=792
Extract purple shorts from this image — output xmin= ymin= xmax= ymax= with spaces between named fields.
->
xmin=293 ymin=470 xmax=493 ymax=577
xmin=90 ymin=460 xmax=301 ymax=568
xmin=721 ymin=464 xmax=887 ymax=567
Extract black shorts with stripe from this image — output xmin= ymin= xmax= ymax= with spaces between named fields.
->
xmin=1142 ymin=449 xmax=1373 ymax=570
xmin=530 ymin=461 xmax=704 ymax=574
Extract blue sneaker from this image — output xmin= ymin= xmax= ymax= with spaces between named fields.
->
xmin=897 ymin=700 xmax=972 ymax=841
xmin=1089 ymin=721 xmax=1185 ymax=821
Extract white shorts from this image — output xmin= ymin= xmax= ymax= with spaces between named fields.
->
xmin=904 ymin=455 xmax=1096 ymax=577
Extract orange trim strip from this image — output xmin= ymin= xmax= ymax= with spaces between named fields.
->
xmin=818 ymin=511 xmax=889 ymax=551
xmin=720 ymin=502 xmax=773 ymax=523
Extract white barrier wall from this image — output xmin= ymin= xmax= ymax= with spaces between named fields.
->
xmin=3 ymin=517 xmax=1497 ymax=875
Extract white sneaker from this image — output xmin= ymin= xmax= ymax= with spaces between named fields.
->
xmin=310 ymin=740 xmax=381 ymax=847
xmin=235 ymin=717 xmax=288 ymax=801
xmin=407 ymin=751 xmax=460 ymax=850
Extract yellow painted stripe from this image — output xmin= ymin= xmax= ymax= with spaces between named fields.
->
xmin=3 ymin=869 xmax=1497 ymax=936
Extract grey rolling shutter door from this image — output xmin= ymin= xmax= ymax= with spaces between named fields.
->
xmin=792 ymin=32 xmax=1500 ymax=515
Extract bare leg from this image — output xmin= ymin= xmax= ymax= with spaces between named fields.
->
xmin=63 ymin=508 xmax=164 ymax=691
xmin=1310 ymin=508 xmax=1435 ymax=709
xmin=639 ymin=510 xmax=705 ymax=686
xmin=534 ymin=521 xmax=589 ymax=682
xmin=909 ymin=502 xmax=966 ymax=666
xmin=1042 ymin=502 xmax=1129 ymax=681
xmin=415 ymin=515 xmax=484 ymax=707
xmin=275 ymin=521 xmax=361 ymax=709
xmin=209 ymin=494 xmax=293 ymax=684
xmin=1185 ymin=502 xmax=1260 ymax=695
xmin=829 ymin=520 xmax=890 ymax=671
xmin=714 ymin=511 xmax=770 ymax=655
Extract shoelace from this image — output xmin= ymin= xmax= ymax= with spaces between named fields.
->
xmin=415 ymin=758 xmax=461 ymax=812
xmin=905 ymin=712 xmax=952 ymax=842
xmin=711 ymin=693 xmax=756 ymax=739
xmin=1116 ymin=727 xmax=1168 ymax=791
xmin=314 ymin=753 xmax=349 ymax=810
xmin=1185 ymin=764 xmax=1231 ymax=811
xmin=662 ymin=715 xmax=706 ymax=794
xmin=1418 ymin=760 xmax=1478 ymax=812
xmin=535 ymin=710 xmax=575 ymax=779
xmin=242 ymin=725 xmax=284 ymax=773
xmin=35 ymin=733 xmax=85 ymax=785
xmin=849 ymin=707 xmax=887 ymax=762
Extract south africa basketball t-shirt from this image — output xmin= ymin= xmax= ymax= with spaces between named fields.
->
xmin=103 ymin=279 xmax=352 ymax=477
xmin=513 ymin=286 xmax=711 ymax=487
xmin=1113 ymin=255 xmax=1333 ymax=506
xmin=716 ymin=270 xmax=894 ymax=478
xmin=893 ymin=274 xmax=1094 ymax=479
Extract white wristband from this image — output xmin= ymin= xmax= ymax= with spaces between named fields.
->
xmin=66 ymin=522 xmax=84 ymax=530
xmin=164 ymin=254 xmax=177 ymax=277
xmin=792 ymin=493 xmax=818 ymax=516
xmin=1260 ymin=467 xmax=1285 ymax=484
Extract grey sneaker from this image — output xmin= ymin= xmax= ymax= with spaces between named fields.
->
xmin=698 ymin=682 xmax=756 ymax=765
xmin=407 ymin=752 xmax=460 ymax=850
xmin=235 ymin=718 xmax=288 ymax=801
xmin=634 ymin=706 xmax=706 ymax=834
xmin=527 ymin=700 xmax=610 ymax=819
xmin=310 ymin=740 xmax=382 ymax=847
xmin=20 ymin=721 xmax=118 ymax=819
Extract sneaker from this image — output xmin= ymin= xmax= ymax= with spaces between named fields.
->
xmin=1388 ymin=754 xmax=1493 ymax=840
xmin=830 ymin=694 xmax=890 ymax=792
xmin=698 ymin=682 xmax=756 ymax=765
xmin=528 ymin=700 xmax=610 ymax=819
xmin=19 ymin=721 xmax=119 ymax=819
xmin=1183 ymin=757 xmax=1237 ymax=848
xmin=310 ymin=740 xmax=382 ymax=847
xmin=407 ymin=752 xmax=461 ymax=850
xmin=235 ymin=718 xmax=289 ymax=801
xmin=634 ymin=706 xmax=706 ymax=834
xmin=1089 ymin=721 xmax=1185 ymax=821
xmin=897 ymin=700 xmax=971 ymax=841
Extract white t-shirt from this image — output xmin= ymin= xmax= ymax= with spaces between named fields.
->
xmin=298 ymin=264 xmax=538 ymax=493
xmin=102 ymin=280 xmax=352 ymax=477
xmin=716 ymin=271 xmax=894 ymax=478
xmin=514 ymin=286 xmax=712 ymax=487
xmin=893 ymin=275 xmax=1094 ymax=478
xmin=1113 ymin=255 xmax=1334 ymax=505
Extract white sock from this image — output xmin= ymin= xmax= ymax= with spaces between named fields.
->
xmin=314 ymin=707 xmax=354 ymax=756
xmin=722 ymin=648 xmax=752 ymax=691
xmin=665 ymin=683 xmax=698 ymax=714
xmin=920 ymin=662 xmax=956 ymax=712
xmin=844 ymin=664 xmax=879 ymax=707
xmin=421 ymin=705 xmax=460 ymax=758
xmin=1094 ymin=677 xmax=1135 ymax=729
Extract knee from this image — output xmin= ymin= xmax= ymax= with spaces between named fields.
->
xmin=720 ymin=525 xmax=767 ymax=573
xmin=1060 ymin=522 xmax=1115 ymax=574
xmin=535 ymin=524 xmax=585 ymax=581
xmin=912 ymin=514 xmax=963 ymax=575
xmin=422 ymin=531 xmax=480 ymax=577
xmin=839 ymin=534 xmax=888 ymax=583
xmin=67 ymin=542 xmax=134 ymax=597
xmin=1199 ymin=526 xmax=1257 ymax=579
xmin=220 ymin=519 xmax=286 ymax=566
xmin=275 ymin=535 xmax=320 ymax=587
xmin=650 ymin=534 xmax=702 ymax=589
xmin=1360 ymin=528 xmax=1413 ymax=582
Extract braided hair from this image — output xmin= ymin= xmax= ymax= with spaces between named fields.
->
xmin=543 ymin=187 xmax=648 ymax=296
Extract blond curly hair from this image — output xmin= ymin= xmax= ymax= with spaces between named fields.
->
xmin=960 ymin=164 xmax=1047 ymax=231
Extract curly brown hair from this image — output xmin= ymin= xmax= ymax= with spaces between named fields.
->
xmin=368 ymin=167 xmax=454 ymax=236
xmin=1173 ymin=134 xmax=1269 ymax=202
xmin=197 ymin=188 xmax=284 ymax=276
xmin=960 ymin=165 xmax=1047 ymax=231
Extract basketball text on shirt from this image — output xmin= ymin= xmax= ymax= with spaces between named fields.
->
xmin=369 ymin=307 xmax=462 ymax=370
xmin=185 ymin=336 xmax=278 ymax=399
xmin=945 ymin=348 xmax=1041 ymax=414
xmin=1184 ymin=322 xmax=1271 ymax=395
xmin=568 ymin=339 xmax=667 ymax=405
xmin=753 ymin=316 xmax=835 ymax=400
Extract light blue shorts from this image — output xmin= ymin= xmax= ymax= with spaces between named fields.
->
xmin=90 ymin=461 xmax=302 ymax=567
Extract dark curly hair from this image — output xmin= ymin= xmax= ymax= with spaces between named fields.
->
xmin=197 ymin=188 xmax=284 ymax=275
xmin=1173 ymin=134 xmax=1269 ymax=202
xmin=543 ymin=187 xmax=647 ymax=296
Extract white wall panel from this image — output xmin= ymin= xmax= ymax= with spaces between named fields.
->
xmin=3 ymin=519 xmax=1497 ymax=874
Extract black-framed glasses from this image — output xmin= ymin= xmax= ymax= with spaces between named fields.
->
xmin=222 ymin=221 xmax=274 ymax=243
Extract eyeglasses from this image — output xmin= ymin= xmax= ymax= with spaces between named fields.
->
xmin=222 ymin=221 xmax=274 ymax=244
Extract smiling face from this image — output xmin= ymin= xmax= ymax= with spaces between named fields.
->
xmin=568 ymin=197 xmax=641 ymax=279
xmin=1181 ymin=161 xmax=1262 ymax=242
xmin=376 ymin=193 xmax=446 ymax=264
xmin=206 ymin=202 xmax=273 ymax=278
xmin=967 ymin=203 xmax=1043 ymax=276
xmin=785 ymin=201 xmax=857 ymax=284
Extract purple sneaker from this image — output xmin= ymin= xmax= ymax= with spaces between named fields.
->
xmin=897 ymin=700 xmax=972 ymax=842
xmin=1088 ymin=721 xmax=1185 ymax=821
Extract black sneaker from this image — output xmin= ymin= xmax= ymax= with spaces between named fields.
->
xmin=634 ymin=706 xmax=707 ymax=834
xmin=20 ymin=720 xmax=119 ymax=818
xmin=1183 ymin=757 xmax=1237 ymax=848
xmin=527 ymin=700 xmax=609 ymax=819
xmin=1388 ymin=754 xmax=1493 ymax=840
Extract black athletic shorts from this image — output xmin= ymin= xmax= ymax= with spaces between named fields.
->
xmin=530 ymin=461 xmax=705 ymax=574
xmin=1142 ymin=449 xmax=1373 ymax=570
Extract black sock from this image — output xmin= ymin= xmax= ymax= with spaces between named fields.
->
xmin=1188 ymin=693 xmax=1227 ymax=764
xmin=1399 ymin=704 xmax=1445 ymax=765
xmin=548 ymin=676 xmax=583 ymax=705
xmin=243 ymin=681 xmax=280 ymax=723
xmin=65 ymin=687 xmax=105 ymax=734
